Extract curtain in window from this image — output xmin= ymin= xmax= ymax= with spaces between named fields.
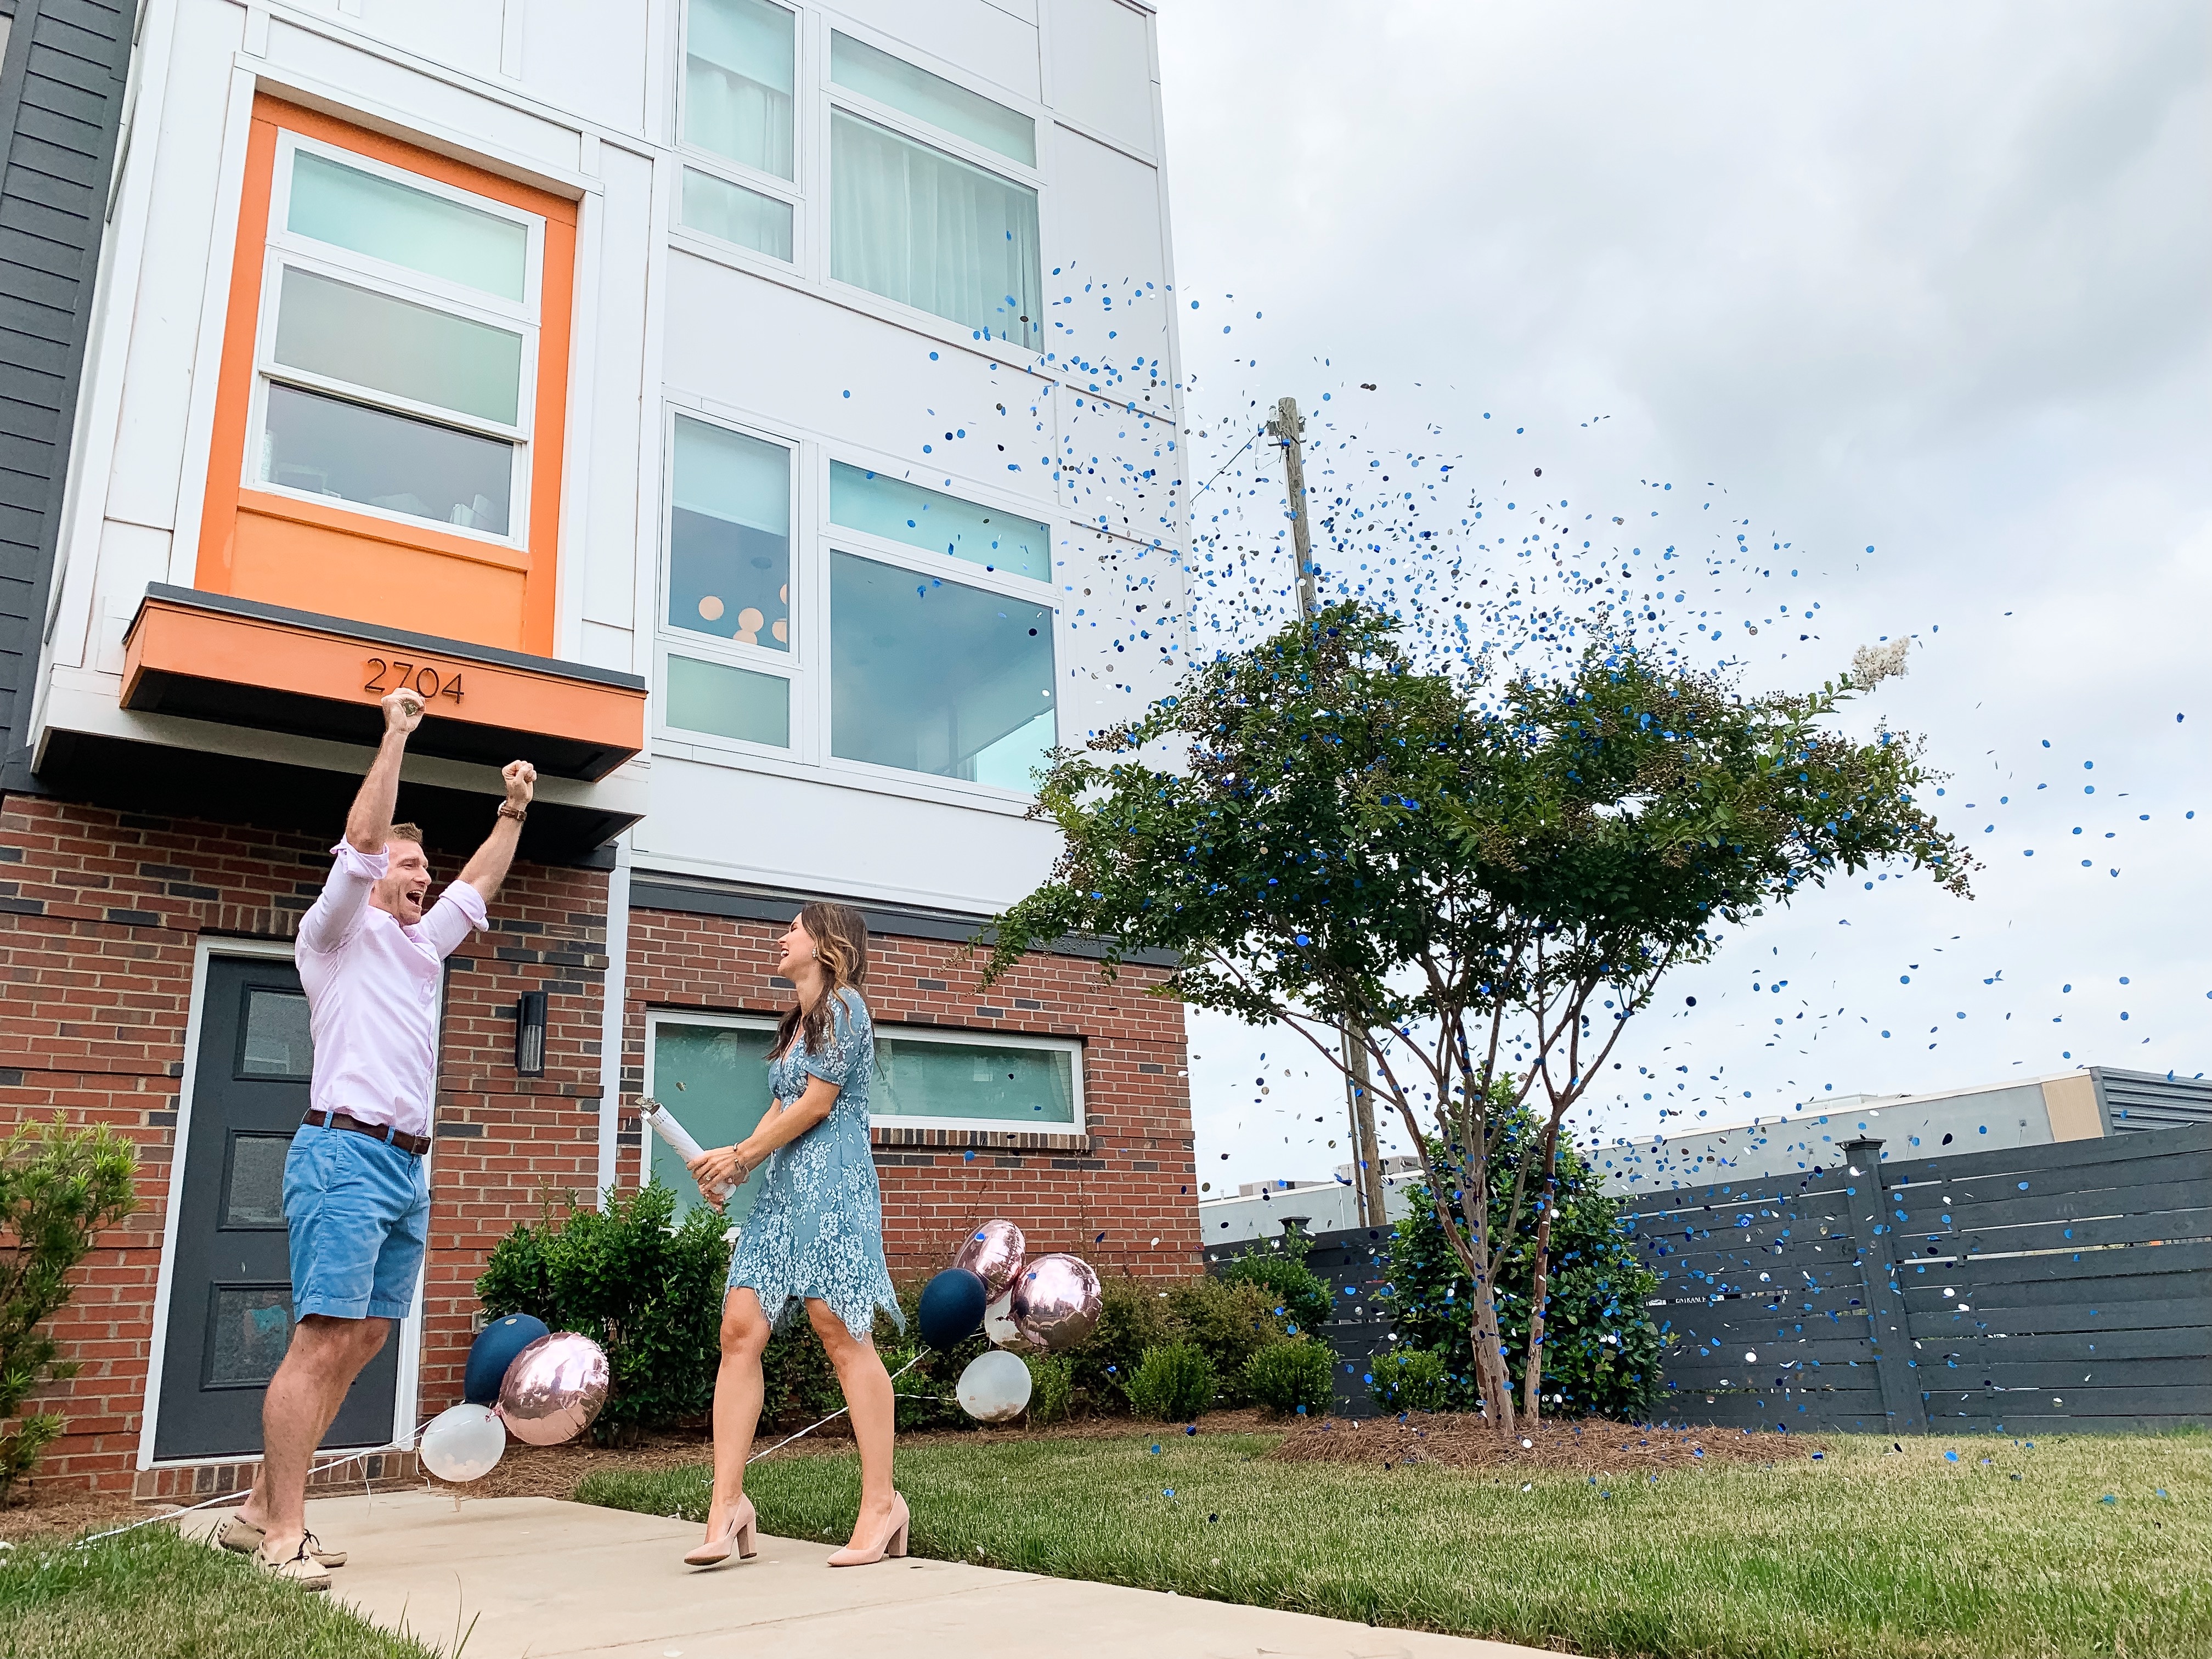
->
xmin=686 ymin=0 xmax=795 ymax=179
xmin=831 ymin=112 xmax=1040 ymax=350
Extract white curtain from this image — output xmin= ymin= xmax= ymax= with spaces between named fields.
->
xmin=831 ymin=112 xmax=1041 ymax=350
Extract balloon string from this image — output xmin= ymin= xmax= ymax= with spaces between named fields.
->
xmin=746 ymin=1348 xmax=930 ymax=1465
xmin=72 ymin=1446 xmax=398 ymax=1549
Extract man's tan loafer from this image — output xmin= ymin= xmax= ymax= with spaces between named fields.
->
xmin=221 ymin=1515 xmax=347 ymax=1568
xmin=252 ymin=1541 xmax=332 ymax=1592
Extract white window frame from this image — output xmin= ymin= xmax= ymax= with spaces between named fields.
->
xmin=870 ymin=1021 xmax=1086 ymax=1137
xmin=655 ymin=404 xmax=805 ymax=758
xmin=675 ymin=0 xmax=804 ymax=266
xmin=246 ymin=131 xmax=547 ymax=551
xmin=819 ymin=447 xmax=1063 ymax=800
xmin=817 ymin=14 xmax=1047 ymax=355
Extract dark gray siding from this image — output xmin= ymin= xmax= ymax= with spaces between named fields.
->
xmin=0 ymin=0 xmax=134 ymax=780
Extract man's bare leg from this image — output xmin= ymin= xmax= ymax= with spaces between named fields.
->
xmin=237 ymin=1315 xmax=390 ymax=1558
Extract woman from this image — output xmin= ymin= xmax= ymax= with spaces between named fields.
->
xmin=682 ymin=902 xmax=905 ymax=1568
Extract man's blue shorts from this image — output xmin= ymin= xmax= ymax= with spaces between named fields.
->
xmin=283 ymin=1121 xmax=430 ymax=1322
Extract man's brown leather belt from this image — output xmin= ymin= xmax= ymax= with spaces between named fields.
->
xmin=301 ymin=1109 xmax=431 ymax=1158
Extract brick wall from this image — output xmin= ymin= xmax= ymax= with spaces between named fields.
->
xmin=0 ymin=795 xmax=607 ymax=1494
xmin=623 ymin=906 xmax=1200 ymax=1285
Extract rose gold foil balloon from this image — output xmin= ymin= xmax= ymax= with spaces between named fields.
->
xmin=496 ymin=1332 xmax=610 ymax=1446
xmin=1009 ymin=1254 xmax=1102 ymax=1351
xmin=952 ymin=1219 xmax=1026 ymax=1302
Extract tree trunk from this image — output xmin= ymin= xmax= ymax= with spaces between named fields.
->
xmin=1467 ymin=1272 xmax=1516 ymax=1437
xmin=1520 ymin=1119 xmax=1564 ymax=1423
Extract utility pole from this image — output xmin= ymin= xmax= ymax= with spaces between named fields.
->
xmin=1266 ymin=396 xmax=1321 ymax=623
xmin=1269 ymin=393 xmax=1389 ymax=1233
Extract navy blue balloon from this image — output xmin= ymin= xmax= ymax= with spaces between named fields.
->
xmin=465 ymin=1313 xmax=550 ymax=1404
xmin=917 ymin=1268 xmax=988 ymax=1351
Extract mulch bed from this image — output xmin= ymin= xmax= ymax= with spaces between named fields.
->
xmin=1270 ymin=1412 xmax=1821 ymax=1475
xmin=431 ymin=1407 xmax=1285 ymax=1502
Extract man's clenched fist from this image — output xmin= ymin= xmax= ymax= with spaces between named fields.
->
xmin=502 ymin=760 xmax=537 ymax=809
xmin=382 ymin=689 xmax=425 ymax=736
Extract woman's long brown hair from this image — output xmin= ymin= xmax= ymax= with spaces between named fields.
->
xmin=769 ymin=901 xmax=871 ymax=1062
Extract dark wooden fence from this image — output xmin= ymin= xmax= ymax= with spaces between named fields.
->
xmin=1623 ymin=1121 xmax=2212 ymax=1434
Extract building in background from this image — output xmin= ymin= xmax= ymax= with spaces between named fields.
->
xmin=0 ymin=0 xmax=1195 ymax=1498
xmin=1199 ymin=1155 xmax=1422 ymax=1250
xmin=1595 ymin=1066 xmax=2212 ymax=1194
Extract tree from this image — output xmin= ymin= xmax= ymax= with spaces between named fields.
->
xmin=984 ymin=600 xmax=1971 ymax=1436
xmin=1387 ymin=1100 xmax=1664 ymax=1421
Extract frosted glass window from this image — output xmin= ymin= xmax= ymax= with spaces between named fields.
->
xmin=681 ymin=168 xmax=794 ymax=261
xmin=208 ymin=1286 xmax=293 ymax=1387
xmin=873 ymin=1035 xmax=1075 ymax=1125
xmin=830 ymin=462 xmax=1049 ymax=581
xmin=830 ymin=551 xmax=1055 ymax=788
xmin=668 ymin=416 xmax=791 ymax=650
xmin=221 ymin=1133 xmax=292 ymax=1229
xmin=261 ymin=383 xmax=512 ymax=533
xmin=665 ymin=654 xmax=790 ymax=748
xmin=831 ymin=32 xmax=1035 ymax=166
xmin=237 ymin=988 xmax=313 ymax=1078
xmin=831 ymin=112 xmax=1041 ymax=350
xmin=287 ymin=150 xmax=526 ymax=302
xmin=685 ymin=0 xmax=795 ymax=180
xmin=274 ymin=269 xmax=522 ymax=426
xmin=650 ymin=1021 xmax=778 ymax=1223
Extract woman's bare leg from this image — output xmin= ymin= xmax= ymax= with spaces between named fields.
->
xmin=707 ymin=1288 xmax=771 ymax=1541
xmin=805 ymin=1299 xmax=896 ymax=1545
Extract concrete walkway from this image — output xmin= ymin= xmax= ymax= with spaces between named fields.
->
xmin=196 ymin=1490 xmax=1565 ymax=1659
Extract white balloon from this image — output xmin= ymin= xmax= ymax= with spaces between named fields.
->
xmin=983 ymin=1290 xmax=1021 ymax=1348
xmin=956 ymin=1348 xmax=1032 ymax=1424
xmin=420 ymin=1402 xmax=506 ymax=1483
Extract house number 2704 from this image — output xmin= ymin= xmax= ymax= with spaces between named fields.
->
xmin=362 ymin=658 xmax=464 ymax=704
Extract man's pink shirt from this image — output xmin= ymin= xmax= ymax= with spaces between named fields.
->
xmin=296 ymin=842 xmax=487 ymax=1139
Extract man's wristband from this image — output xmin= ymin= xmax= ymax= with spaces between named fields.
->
xmin=498 ymin=803 xmax=528 ymax=822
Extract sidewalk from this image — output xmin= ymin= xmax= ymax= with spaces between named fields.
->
xmin=200 ymin=1490 xmax=1568 ymax=1659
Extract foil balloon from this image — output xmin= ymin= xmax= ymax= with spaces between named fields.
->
xmin=952 ymin=1220 xmax=1026 ymax=1302
xmin=496 ymin=1332 xmax=610 ymax=1446
xmin=956 ymin=1348 xmax=1032 ymax=1424
xmin=1009 ymin=1254 xmax=1102 ymax=1352
xmin=419 ymin=1402 xmax=505 ymax=1483
xmin=983 ymin=1289 xmax=1021 ymax=1348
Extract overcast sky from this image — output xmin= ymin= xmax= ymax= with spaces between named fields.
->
xmin=1146 ymin=1 xmax=2211 ymax=1194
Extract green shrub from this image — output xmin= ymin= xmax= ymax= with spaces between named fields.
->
xmin=1367 ymin=1346 xmax=1452 ymax=1413
xmin=1386 ymin=1109 xmax=1666 ymax=1419
xmin=1166 ymin=1276 xmax=1288 ymax=1404
xmin=1125 ymin=1341 xmax=1218 ymax=1421
xmin=476 ymin=1182 xmax=728 ymax=1441
xmin=0 ymin=1116 xmax=137 ymax=1498
xmin=1243 ymin=1338 xmax=1334 ymax=1417
xmin=1023 ymin=1352 xmax=1074 ymax=1425
xmin=1068 ymin=1274 xmax=1173 ymax=1410
xmin=1216 ymin=1237 xmax=1333 ymax=1338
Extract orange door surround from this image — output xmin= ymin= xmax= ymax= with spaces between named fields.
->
xmin=196 ymin=97 xmax=577 ymax=658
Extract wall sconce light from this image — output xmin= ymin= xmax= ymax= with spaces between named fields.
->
xmin=515 ymin=991 xmax=547 ymax=1076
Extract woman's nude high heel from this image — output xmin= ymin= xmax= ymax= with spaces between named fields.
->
xmin=826 ymin=1493 xmax=909 ymax=1567
xmin=683 ymin=1494 xmax=758 ymax=1566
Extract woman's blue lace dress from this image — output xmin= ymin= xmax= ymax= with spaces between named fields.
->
xmin=725 ymin=987 xmax=900 ymax=1340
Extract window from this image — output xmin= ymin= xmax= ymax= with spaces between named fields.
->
xmin=680 ymin=0 xmax=798 ymax=261
xmin=827 ymin=29 xmax=1042 ymax=352
xmin=646 ymin=1014 xmax=778 ymax=1224
xmin=830 ymin=550 xmax=1055 ymax=788
xmin=830 ymin=31 xmax=1035 ymax=166
xmin=872 ymin=1026 xmax=1081 ymax=1132
xmin=830 ymin=462 xmax=1049 ymax=582
xmin=661 ymin=413 xmax=795 ymax=751
xmin=254 ymin=139 xmax=540 ymax=539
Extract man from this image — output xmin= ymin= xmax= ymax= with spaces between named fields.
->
xmin=219 ymin=689 xmax=536 ymax=1588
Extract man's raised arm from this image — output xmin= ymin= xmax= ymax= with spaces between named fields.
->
xmin=298 ymin=691 xmax=424 ymax=955
xmin=346 ymin=691 xmax=424 ymax=853
xmin=457 ymin=760 xmax=538 ymax=907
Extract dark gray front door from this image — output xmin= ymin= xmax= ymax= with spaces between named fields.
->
xmin=155 ymin=955 xmax=401 ymax=1459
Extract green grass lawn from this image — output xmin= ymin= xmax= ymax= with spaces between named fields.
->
xmin=579 ymin=1428 xmax=2210 ymax=1659
xmin=0 ymin=1521 xmax=447 ymax=1659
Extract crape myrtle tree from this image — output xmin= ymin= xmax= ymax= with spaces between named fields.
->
xmin=982 ymin=601 xmax=1973 ymax=1436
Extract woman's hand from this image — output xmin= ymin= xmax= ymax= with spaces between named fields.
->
xmin=687 ymin=1145 xmax=751 ymax=1204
